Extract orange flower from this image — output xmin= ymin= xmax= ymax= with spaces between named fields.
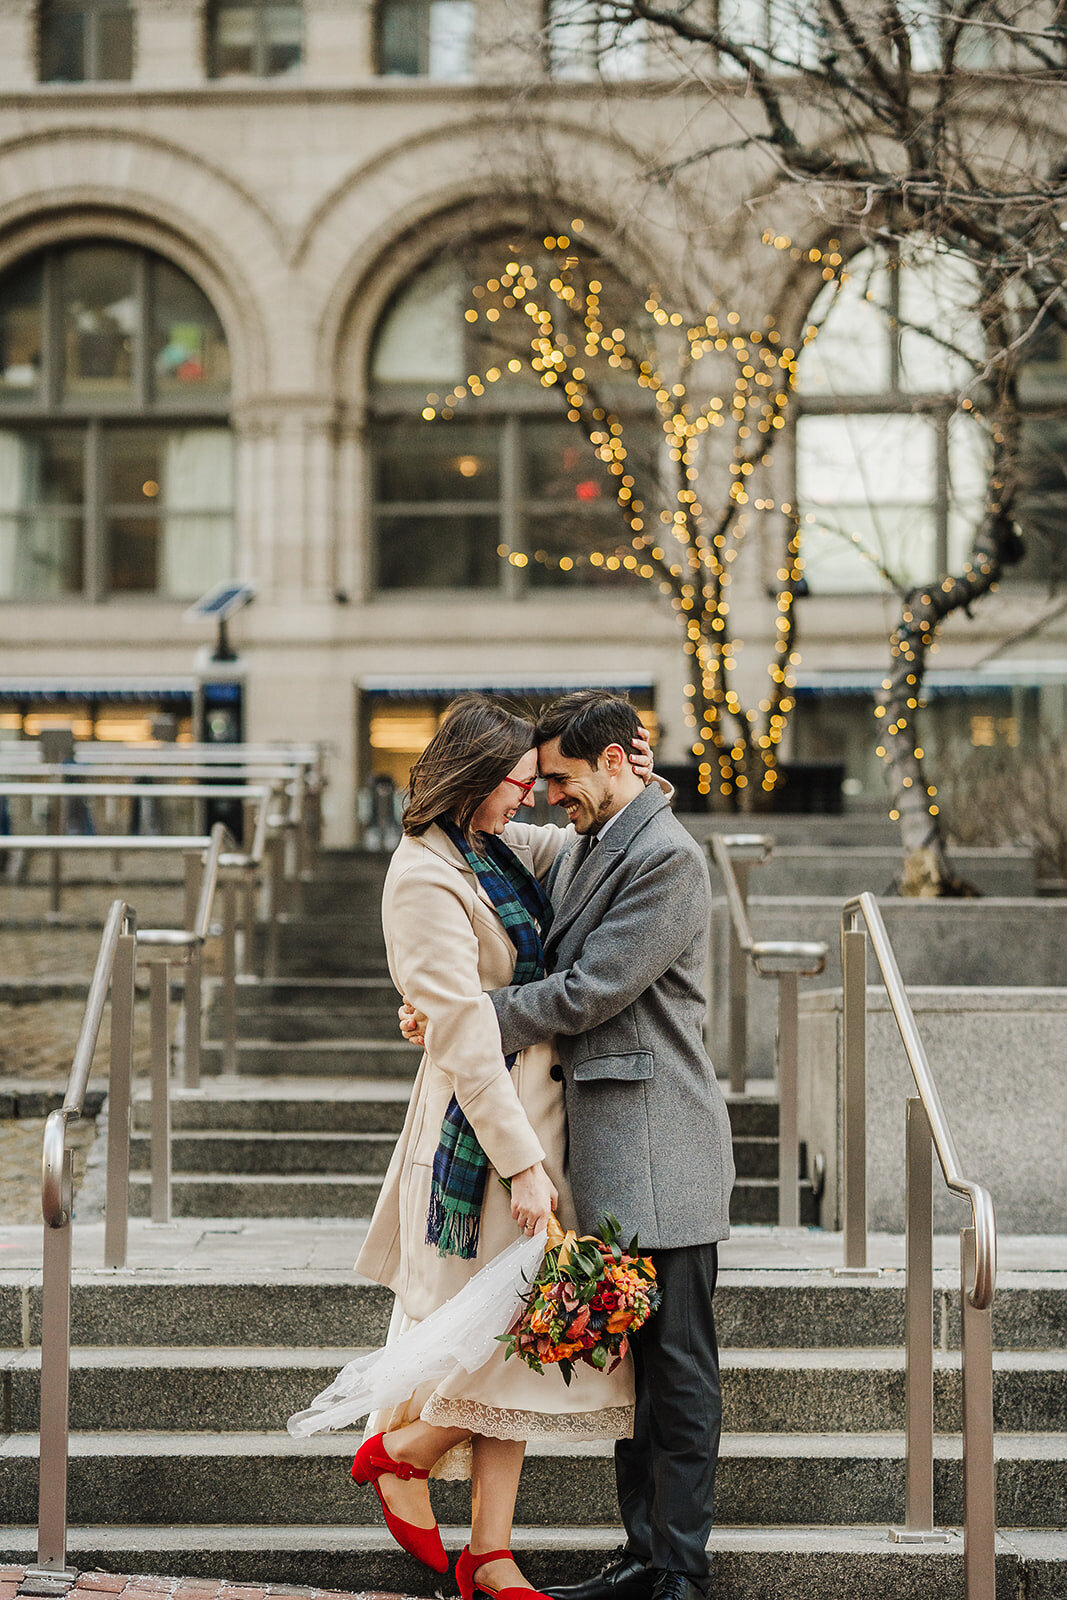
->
xmin=607 ymin=1309 xmax=634 ymax=1334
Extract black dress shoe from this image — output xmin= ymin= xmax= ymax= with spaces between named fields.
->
xmin=649 ymin=1572 xmax=707 ymax=1600
xmin=541 ymin=1549 xmax=654 ymax=1600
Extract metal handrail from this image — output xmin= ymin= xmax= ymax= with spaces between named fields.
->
xmin=33 ymin=897 xmax=137 ymax=1583
xmin=840 ymin=893 xmax=997 ymax=1308
xmin=840 ymin=892 xmax=996 ymax=1596
xmin=709 ymin=834 xmax=827 ymax=1227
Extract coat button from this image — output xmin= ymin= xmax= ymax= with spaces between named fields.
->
xmin=549 ymin=1063 xmax=564 ymax=1082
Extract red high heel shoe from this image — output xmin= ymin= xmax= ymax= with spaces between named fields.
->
xmin=350 ymin=1431 xmax=448 ymax=1574
xmin=456 ymin=1546 xmax=554 ymax=1600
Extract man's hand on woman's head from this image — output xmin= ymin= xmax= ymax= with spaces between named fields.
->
xmin=399 ymin=999 xmax=427 ymax=1048
xmin=630 ymin=725 xmax=655 ymax=784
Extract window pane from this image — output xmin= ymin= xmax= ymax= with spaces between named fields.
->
xmin=549 ymin=0 xmax=646 ymax=79
xmin=946 ymin=411 xmax=989 ymax=570
xmin=797 ymin=262 xmax=892 ymax=396
xmin=0 ymin=429 xmax=84 ymax=596
xmin=213 ymin=5 xmax=257 ymax=74
xmin=62 ymin=245 xmax=137 ymax=399
xmin=265 ymin=4 xmax=302 ymax=73
xmin=41 ymin=5 xmax=86 ymax=81
xmin=0 ymin=259 xmax=43 ymax=402
xmin=372 ymin=259 xmax=466 ymax=384
xmin=153 ymin=259 xmax=230 ymax=398
xmin=1014 ymin=416 xmax=1067 ymax=584
xmin=96 ymin=6 xmax=133 ymax=78
xmin=108 ymin=515 xmax=159 ymax=592
xmin=379 ymin=0 xmax=422 ymax=73
xmin=427 ymin=0 xmax=473 ymax=75
xmin=525 ymin=511 xmax=641 ymax=588
xmin=797 ymin=412 xmax=939 ymax=591
xmin=898 ymin=250 xmax=983 ymax=394
xmin=105 ymin=426 xmax=233 ymax=594
xmin=376 ymin=513 xmax=500 ymax=588
xmin=374 ymin=420 xmax=500 ymax=502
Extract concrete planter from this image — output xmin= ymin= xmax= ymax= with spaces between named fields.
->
xmin=798 ymin=985 xmax=1067 ymax=1233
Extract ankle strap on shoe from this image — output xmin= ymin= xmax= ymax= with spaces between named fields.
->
xmin=471 ymin=1549 xmax=513 ymax=1566
xmin=370 ymin=1447 xmax=430 ymax=1481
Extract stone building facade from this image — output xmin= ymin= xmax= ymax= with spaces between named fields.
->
xmin=0 ymin=0 xmax=1063 ymax=839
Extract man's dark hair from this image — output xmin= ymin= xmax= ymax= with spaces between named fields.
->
xmin=536 ymin=690 xmax=640 ymax=769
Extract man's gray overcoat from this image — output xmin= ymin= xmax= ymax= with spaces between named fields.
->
xmin=491 ymin=784 xmax=735 ymax=1249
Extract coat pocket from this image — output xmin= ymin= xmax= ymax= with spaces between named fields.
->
xmin=572 ymin=1051 xmax=654 ymax=1083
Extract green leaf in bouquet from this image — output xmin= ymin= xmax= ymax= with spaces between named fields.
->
xmin=559 ymin=1359 xmax=574 ymax=1387
xmin=590 ymin=1345 xmax=608 ymax=1370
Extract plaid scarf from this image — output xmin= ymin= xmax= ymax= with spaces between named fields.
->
xmin=426 ymin=818 xmax=555 ymax=1260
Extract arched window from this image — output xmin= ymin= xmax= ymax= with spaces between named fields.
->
xmin=794 ymin=239 xmax=1066 ymax=592
xmin=368 ymin=237 xmax=654 ymax=593
xmin=0 ymin=241 xmax=233 ymax=600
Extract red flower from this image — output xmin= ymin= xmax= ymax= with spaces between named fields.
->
xmin=600 ymin=1290 xmax=619 ymax=1311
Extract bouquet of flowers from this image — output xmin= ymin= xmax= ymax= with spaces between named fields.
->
xmin=498 ymin=1213 xmax=660 ymax=1385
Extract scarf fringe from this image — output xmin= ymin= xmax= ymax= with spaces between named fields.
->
xmin=426 ymin=1193 xmax=481 ymax=1261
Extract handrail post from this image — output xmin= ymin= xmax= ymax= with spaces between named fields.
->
xmin=148 ymin=959 xmax=172 ymax=1222
xmin=34 ymin=1135 xmax=76 ymax=1578
xmin=961 ymin=1227 xmax=997 ymax=1600
xmin=182 ymin=850 xmax=202 ymax=1090
xmin=895 ymin=1097 xmax=941 ymax=1539
xmin=47 ymin=794 xmax=62 ymax=918
xmin=265 ymin=830 xmax=283 ymax=981
xmin=776 ymin=970 xmax=799 ymax=1228
xmin=841 ymin=917 xmax=868 ymax=1269
xmin=222 ymin=875 xmax=239 ymax=1074
xmin=727 ymin=859 xmax=749 ymax=1095
xmin=104 ymin=921 xmax=137 ymax=1270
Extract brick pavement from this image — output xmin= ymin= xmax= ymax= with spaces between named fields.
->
xmin=1 ymin=1568 xmax=408 ymax=1600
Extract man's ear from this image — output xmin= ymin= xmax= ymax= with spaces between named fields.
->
xmin=601 ymin=743 xmax=627 ymax=773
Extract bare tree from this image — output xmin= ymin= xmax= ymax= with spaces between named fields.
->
xmin=427 ymin=237 xmax=825 ymax=806
xmin=566 ymin=0 xmax=1067 ymax=887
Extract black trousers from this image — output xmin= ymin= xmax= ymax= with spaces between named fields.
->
xmin=614 ymin=1242 xmax=721 ymax=1587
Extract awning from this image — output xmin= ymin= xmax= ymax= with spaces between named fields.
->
xmin=795 ymin=660 xmax=1067 ymax=698
xmin=0 ymin=678 xmax=195 ymax=703
xmin=361 ymin=673 xmax=655 ymax=698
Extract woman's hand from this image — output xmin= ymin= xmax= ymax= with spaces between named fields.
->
xmin=510 ymin=1161 xmax=558 ymax=1236
xmin=629 ymin=725 xmax=655 ymax=784
xmin=398 ymin=1000 xmax=427 ymax=1048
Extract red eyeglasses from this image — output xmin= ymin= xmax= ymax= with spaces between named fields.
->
xmin=503 ymin=776 xmax=537 ymax=800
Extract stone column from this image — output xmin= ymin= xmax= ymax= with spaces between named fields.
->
xmin=132 ymin=0 xmax=206 ymax=85
xmin=0 ymin=0 xmax=38 ymax=88
xmin=304 ymin=0 xmax=375 ymax=81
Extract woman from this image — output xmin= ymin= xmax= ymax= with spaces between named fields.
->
xmin=352 ymin=696 xmax=649 ymax=1600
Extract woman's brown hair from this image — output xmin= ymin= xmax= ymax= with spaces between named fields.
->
xmin=403 ymin=695 xmax=535 ymax=842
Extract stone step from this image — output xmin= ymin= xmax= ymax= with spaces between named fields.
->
xmin=229 ymin=979 xmax=400 ymax=1007
xmin=198 ymin=1040 xmax=421 ymax=1076
xmin=207 ymin=1004 xmax=404 ymax=1040
xmin=5 ymin=1347 xmax=1064 ymax=1436
xmin=129 ymin=1131 xmax=399 ymax=1177
xmin=124 ymin=1172 xmax=814 ymax=1223
xmin=127 ymin=1172 xmax=384 ymax=1219
xmin=132 ymin=1082 xmax=414 ymax=1135
xmin=5 ymin=1274 xmax=1060 ymax=1352
xmin=0 ymin=1524 xmax=1063 ymax=1600
xmin=133 ymin=1081 xmax=778 ymax=1139
xmin=1 ymin=1431 xmax=1062 ymax=1529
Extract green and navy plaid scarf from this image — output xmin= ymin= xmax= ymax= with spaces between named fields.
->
xmin=426 ymin=818 xmax=555 ymax=1260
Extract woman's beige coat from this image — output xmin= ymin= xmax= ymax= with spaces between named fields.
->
xmin=356 ymin=817 xmax=574 ymax=1321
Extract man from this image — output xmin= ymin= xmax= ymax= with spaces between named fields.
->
xmin=490 ymin=690 xmax=735 ymax=1600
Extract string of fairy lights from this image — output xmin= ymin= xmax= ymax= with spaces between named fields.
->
xmin=422 ymin=222 xmax=842 ymax=801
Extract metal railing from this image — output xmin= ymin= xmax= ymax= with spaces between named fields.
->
xmin=709 ymin=834 xmax=828 ymax=1226
xmin=0 ymin=781 xmax=272 ymax=916
xmin=841 ymin=893 xmax=996 ymax=1597
xmin=29 ymin=898 xmax=137 ymax=1584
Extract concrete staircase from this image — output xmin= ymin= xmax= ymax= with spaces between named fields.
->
xmin=1 ymin=1263 xmax=1064 ymax=1595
